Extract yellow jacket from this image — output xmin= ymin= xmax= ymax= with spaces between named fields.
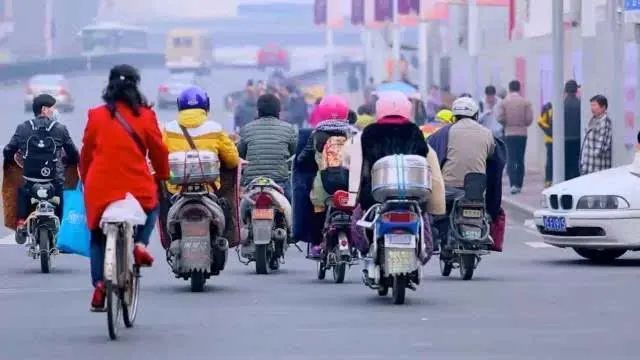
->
xmin=537 ymin=105 xmax=553 ymax=144
xmin=162 ymin=109 xmax=240 ymax=193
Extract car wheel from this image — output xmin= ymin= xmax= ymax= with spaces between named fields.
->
xmin=573 ymin=248 xmax=627 ymax=263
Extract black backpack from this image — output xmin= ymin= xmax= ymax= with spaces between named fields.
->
xmin=23 ymin=120 xmax=58 ymax=181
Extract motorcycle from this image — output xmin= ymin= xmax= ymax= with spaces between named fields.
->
xmin=437 ymin=173 xmax=492 ymax=281
xmin=25 ymin=182 xmax=60 ymax=273
xmin=311 ymin=190 xmax=359 ymax=283
xmin=238 ymin=177 xmax=291 ymax=274
xmin=356 ymin=154 xmax=431 ymax=305
xmin=166 ymin=182 xmax=229 ymax=292
xmin=165 ymin=149 xmax=230 ymax=292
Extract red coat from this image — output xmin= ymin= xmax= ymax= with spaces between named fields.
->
xmin=80 ymin=103 xmax=170 ymax=230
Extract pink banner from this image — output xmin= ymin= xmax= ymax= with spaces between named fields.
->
xmin=352 ymin=0 xmax=365 ymax=25
xmin=398 ymin=0 xmax=419 ymax=26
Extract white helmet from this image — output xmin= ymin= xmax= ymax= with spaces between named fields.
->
xmin=451 ymin=96 xmax=479 ymax=120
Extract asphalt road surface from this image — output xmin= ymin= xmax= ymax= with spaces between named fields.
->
xmin=0 ymin=206 xmax=638 ymax=359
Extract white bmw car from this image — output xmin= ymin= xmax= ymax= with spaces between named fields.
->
xmin=534 ymin=154 xmax=640 ymax=263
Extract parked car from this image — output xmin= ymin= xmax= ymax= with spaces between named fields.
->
xmin=257 ymin=44 xmax=290 ymax=71
xmin=157 ymin=72 xmax=201 ymax=109
xmin=25 ymin=74 xmax=74 ymax=113
xmin=534 ymin=155 xmax=640 ymax=263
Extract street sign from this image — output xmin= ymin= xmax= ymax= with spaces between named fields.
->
xmin=625 ymin=0 xmax=640 ymax=23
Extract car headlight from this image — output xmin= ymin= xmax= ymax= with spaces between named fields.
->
xmin=540 ymin=195 xmax=549 ymax=209
xmin=576 ymin=195 xmax=630 ymax=210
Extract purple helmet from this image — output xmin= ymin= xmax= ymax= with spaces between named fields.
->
xmin=177 ymin=86 xmax=210 ymax=112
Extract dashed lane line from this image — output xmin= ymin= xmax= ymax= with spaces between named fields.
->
xmin=525 ymin=241 xmax=555 ymax=248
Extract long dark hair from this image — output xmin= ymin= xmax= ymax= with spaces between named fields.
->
xmin=102 ymin=64 xmax=150 ymax=117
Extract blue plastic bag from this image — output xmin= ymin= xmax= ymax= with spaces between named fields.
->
xmin=57 ymin=183 xmax=90 ymax=257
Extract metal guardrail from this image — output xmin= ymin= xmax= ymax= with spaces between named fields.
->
xmin=0 ymin=52 xmax=166 ymax=83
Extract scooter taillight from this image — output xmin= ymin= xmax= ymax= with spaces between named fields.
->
xmin=382 ymin=211 xmax=417 ymax=223
xmin=254 ymin=193 xmax=272 ymax=209
xmin=332 ymin=190 xmax=353 ymax=211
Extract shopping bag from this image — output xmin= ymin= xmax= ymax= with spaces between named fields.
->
xmin=57 ymin=183 xmax=90 ymax=257
xmin=490 ymin=208 xmax=506 ymax=252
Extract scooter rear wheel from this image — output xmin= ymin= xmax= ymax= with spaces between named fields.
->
xmin=460 ymin=254 xmax=476 ymax=281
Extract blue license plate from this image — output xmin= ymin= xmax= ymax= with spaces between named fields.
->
xmin=543 ymin=216 xmax=566 ymax=232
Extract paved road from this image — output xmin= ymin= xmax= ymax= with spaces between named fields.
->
xmin=0 ymin=207 xmax=638 ymax=359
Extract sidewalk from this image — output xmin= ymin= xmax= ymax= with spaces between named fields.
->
xmin=502 ymin=170 xmax=545 ymax=216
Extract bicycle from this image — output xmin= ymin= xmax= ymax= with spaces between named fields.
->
xmin=100 ymin=195 xmax=147 ymax=340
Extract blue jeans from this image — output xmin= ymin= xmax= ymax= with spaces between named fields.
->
xmin=90 ymin=206 xmax=159 ymax=286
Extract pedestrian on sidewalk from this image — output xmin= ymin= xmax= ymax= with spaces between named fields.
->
xmin=563 ymin=80 xmax=581 ymax=180
xmin=498 ymin=80 xmax=534 ymax=194
xmin=479 ymin=85 xmax=504 ymax=139
xmin=580 ymin=95 xmax=612 ymax=175
xmin=537 ymin=102 xmax=553 ymax=187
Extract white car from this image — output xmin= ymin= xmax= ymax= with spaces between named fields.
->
xmin=534 ymin=154 xmax=640 ymax=263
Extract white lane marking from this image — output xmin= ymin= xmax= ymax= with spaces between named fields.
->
xmin=0 ymin=233 xmax=15 ymax=245
xmin=525 ymin=241 xmax=554 ymax=248
xmin=0 ymin=287 xmax=86 ymax=295
xmin=524 ymin=219 xmax=537 ymax=229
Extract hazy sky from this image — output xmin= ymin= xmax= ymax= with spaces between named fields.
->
xmin=238 ymin=0 xmax=314 ymax=3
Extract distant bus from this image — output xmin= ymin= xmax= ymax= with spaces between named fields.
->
xmin=165 ymin=28 xmax=214 ymax=74
xmin=80 ymin=22 xmax=149 ymax=55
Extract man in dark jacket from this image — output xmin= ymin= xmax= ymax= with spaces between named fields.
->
xmin=3 ymin=94 xmax=79 ymax=244
xmin=237 ymin=93 xmax=297 ymax=199
xmin=564 ymin=80 xmax=581 ymax=180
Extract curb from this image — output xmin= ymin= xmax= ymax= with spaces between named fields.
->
xmin=502 ymin=196 xmax=536 ymax=217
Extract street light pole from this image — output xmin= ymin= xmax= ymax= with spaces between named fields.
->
xmin=552 ymin=0 xmax=565 ymax=183
xmin=468 ymin=0 xmax=479 ymax=99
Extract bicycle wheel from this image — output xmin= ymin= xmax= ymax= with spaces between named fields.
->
xmin=123 ymin=266 xmax=140 ymax=327
xmin=105 ymin=225 xmax=124 ymax=339
xmin=39 ymin=228 xmax=51 ymax=274
xmin=106 ymin=280 xmax=122 ymax=340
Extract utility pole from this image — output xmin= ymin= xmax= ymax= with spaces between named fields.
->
xmin=552 ymin=0 xmax=565 ymax=183
xmin=418 ymin=20 xmax=428 ymax=99
xmin=468 ymin=0 xmax=479 ymax=99
xmin=611 ymin=0 xmax=628 ymax=166
xmin=392 ymin=0 xmax=401 ymax=81
xmin=44 ymin=0 xmax=53 ymax=58
xmin=326 ymin=26 xmax=335 ymax=94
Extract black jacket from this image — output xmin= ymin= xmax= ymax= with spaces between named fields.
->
xmin=3 ymin=116 xmax=79 ymax=182
xmin=359 ymin=122 xmax=428 ymax=210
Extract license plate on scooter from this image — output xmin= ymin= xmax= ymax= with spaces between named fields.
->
xmin=385 ymin=234 xmax=414 ymax=245
xmin=252 ymin=208 xmax=274 ymax=220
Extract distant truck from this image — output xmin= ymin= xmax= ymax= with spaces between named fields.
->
xmin=165 ymin=28 xmax=214 ymax=75
xmin=257 ymin=44 xmax=290 ymax=71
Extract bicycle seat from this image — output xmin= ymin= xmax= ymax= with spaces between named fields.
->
xmin=100 ymin=193 xmax=147 ymax=226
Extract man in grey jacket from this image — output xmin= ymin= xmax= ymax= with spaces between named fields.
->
xmin=237 ymin=94 xmax=298 ymax=199
xmin=498 ymin=80 xmax=534 ymax=194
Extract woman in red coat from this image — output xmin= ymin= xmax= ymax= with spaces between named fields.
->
xmin=80 ymin=65 xmax=170 ymax=311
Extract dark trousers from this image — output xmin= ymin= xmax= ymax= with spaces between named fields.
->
xmin=545 ymin=143 xmax=553 ymax=184
xmin=565 ymin=139 xmax=581 ymax=181
xmin=17 ymin=181 xmax=63 ymax=220
xmin=90 ymin=206 xmax=159 ymax=286
xmin=505 ymin=136 xmax=527 ymax=188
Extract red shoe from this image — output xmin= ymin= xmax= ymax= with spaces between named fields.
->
xmin=133 ymin=244 xmax=154 ymax=267
xmin=90 ymin=282 xmax=106 ymax=312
